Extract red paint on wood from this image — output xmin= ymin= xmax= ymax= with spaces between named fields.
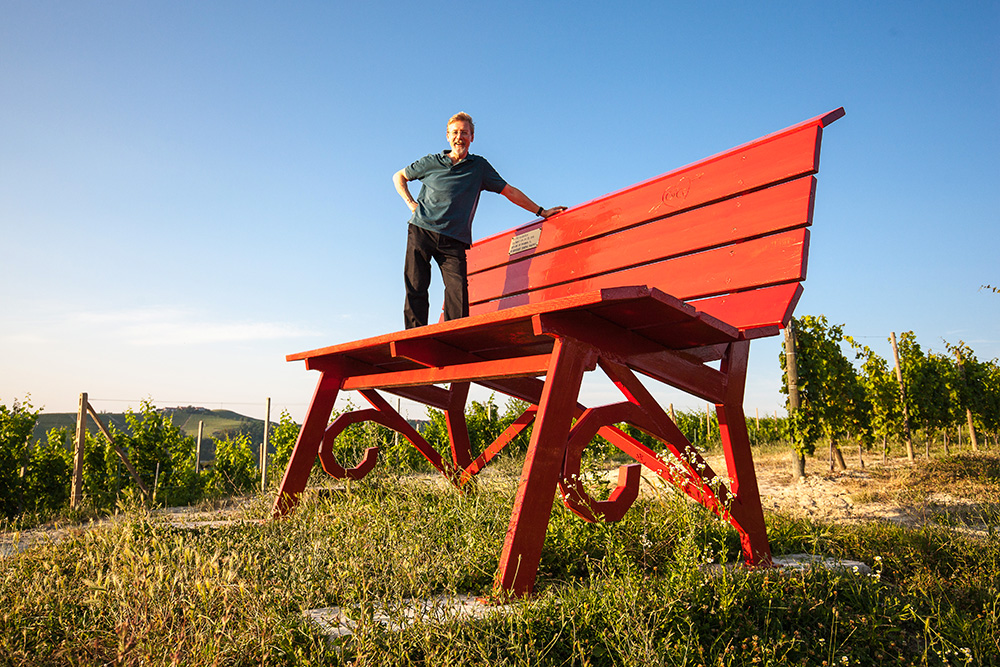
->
xmin=360 ymin=389 xmax=452 ymax=478
xmin=272 ymin=371 xmax=342 ymax=517
xmin=689 ymin=283 xmax=804 ymax=331
xmin=714 ymin=341 xmax=772 ymax=565
xmin=559 ymin=403 xmax=645 ymax=522
xmin=446 ymin=383 xmax=473 ymax=469
xmin=469 ymin=123 xmax=826 ymax=275
xmin=460 ymin=406 xmax=537 ymax=485
xmin=341 ymin=353 xmax=553 ymax=391
xmin=276 ymin=109 xmax=844 ymax=596
xmin=495 ymin=338 xmax=596 ymax=598
xmin=598 ymin=360 xmax=737 ymax=520
xmin=471 ymin=227 xmax=810 ymax=312
xmin=469 ymin=176 xmax=815 ymax=306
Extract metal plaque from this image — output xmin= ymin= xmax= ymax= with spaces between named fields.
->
xmin=508 ymin=228 xmax=542 ymax=255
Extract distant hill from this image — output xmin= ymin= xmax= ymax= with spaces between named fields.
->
xmin=32 ymin=407 xmax=275 ymax=461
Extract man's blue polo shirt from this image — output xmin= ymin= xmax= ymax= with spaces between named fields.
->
xmin=403 ymin=151 xmax=507 ymax=245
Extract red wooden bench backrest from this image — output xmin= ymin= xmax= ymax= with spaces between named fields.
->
xmin=466 ymin=108 xmax=844 ymax=333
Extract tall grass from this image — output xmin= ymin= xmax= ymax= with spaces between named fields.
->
xmin=2 ymin=457 xmax=998 ymax=666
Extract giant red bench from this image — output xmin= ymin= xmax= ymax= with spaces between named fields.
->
xmin=274 ymin=108 xmax=845 ymax=598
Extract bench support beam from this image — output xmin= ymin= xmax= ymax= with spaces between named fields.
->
xmin=494 ymin=337 xmax=597 ymax=598
xmin=272 ymin=370 xmax=343 ymax=517
xmin=716 ymin=341 xmax=772 ymax=565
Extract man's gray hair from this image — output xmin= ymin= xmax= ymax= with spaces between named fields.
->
xmin=448 ymin=112 xmax=475 ymax=135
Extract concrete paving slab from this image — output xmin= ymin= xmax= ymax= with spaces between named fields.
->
xmin=304 ymin=594 xmax=519 ymax=639
xmin=773 ymin=553 xmax=872 ymax=575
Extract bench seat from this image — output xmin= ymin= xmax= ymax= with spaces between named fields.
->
xmin=274 ymin=108 xmax=844 ymax=598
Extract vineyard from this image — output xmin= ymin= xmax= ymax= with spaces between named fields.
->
xmin=1 ymin=317 xmax=999 ymax=664
xmin=780 ymin=317 xmax=1000 ymax=474
xmin=3 ymin=318 xmax=998 ymax=523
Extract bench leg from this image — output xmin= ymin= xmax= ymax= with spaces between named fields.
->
xmin=271 ymin=371 xmax=342 ymax=518
xmin=594 ymin=354 xmax=771 ymax=566
xmin=716 ymin=341 xmax=772 ymax=566
xmin=494 ymin=337 xmax=596 ymax=598
xmin=445 ymin=382 xmax=473 ymax=471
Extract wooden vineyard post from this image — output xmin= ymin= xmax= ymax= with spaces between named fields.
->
xmin=706 ymin=403 xmax=712 ymax=445
xmin=71 ymin=392 xmax=87 ymax=509
xmin=954 ymin=354 xmax=981 ymax=452
xmin=196 ymin=421 xmax=204 ymax=471
xmin=890 ymin=332 xmax=916 ymax=462
xmin=966 ymin=408 xmax=979 ymax=452
xmin=261 ymin=397 xmax=271 ymax=492
xmin=70 ymin=394 xmax=148 ymax=505
xmin=783 ymin=323 xmax=805 ymax=478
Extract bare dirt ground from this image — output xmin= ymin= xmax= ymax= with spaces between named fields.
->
xmin=611 ymin=448 xmax=997 ymax=539
xmin=710 ymin=449 xmax=996 ymax=538
xmin=3 ymin=449 xmax=995 ymax=558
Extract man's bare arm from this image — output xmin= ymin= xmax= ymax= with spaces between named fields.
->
xmin=393 ymin=170 xmax=418 ymax=212
xmin=501 ymin=184 xmax=567 ymax=219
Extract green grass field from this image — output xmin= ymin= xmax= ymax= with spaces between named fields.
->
xmin=2 ymin=450 xmax=998 ymax=666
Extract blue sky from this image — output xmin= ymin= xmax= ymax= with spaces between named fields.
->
xmin=2 ymin=1 xmax=997 ymax=423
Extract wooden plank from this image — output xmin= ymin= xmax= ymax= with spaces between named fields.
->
xmin=287 ymin=286 xmax=649 ymax=363
xmin=532 ymin=308 xmax=739 ymax=368
xmin=305 ymin=354 xmax=388 ymax=376
xmin=70 ymin=392 xmax=86 ymax=509
xmin=689 ymin=283 xmax=804 ymax=331
xmin=391 ymin=338 xmax=478 ymax=368
xmin=429 ymin=320 xmax=546 ymax=356
xmin=583 ymin=287 xmax=698 ymax=328
xmin=341 ymin=354 xmax=554 ymax=391
xmin=467 ymin=176 xmax=815 ymax=303
xmin=471 ymin=228 xmax=810 ymax=313
xmin=496 ymin=338 xmax=596 ymax=597
xmin=477 ymin=376 xmax=549 ymax=405
xmin=530 ymin=288 xmax=739 ymax=349
xmin=468 ymin=123 xmax=823 ymax=275
xmin=628 ymin=349 xmax=729 ymax=404
xmin=533 ymin=311 xmax=666 ymax=360
xmin=383 ymin=385 xmax=454 ymax=411
xmin=578 ymin=289 xmax=742 ymax=349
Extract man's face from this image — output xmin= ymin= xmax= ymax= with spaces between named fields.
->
xmin=447 ymin=121 xmax=474 ymax=158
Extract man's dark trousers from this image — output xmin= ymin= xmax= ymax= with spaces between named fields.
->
xmin=404 ymin=225 xmax=470 ymax=329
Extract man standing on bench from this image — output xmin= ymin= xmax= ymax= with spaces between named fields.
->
xmin=393 ymin=112 xmax=566 ymax=329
